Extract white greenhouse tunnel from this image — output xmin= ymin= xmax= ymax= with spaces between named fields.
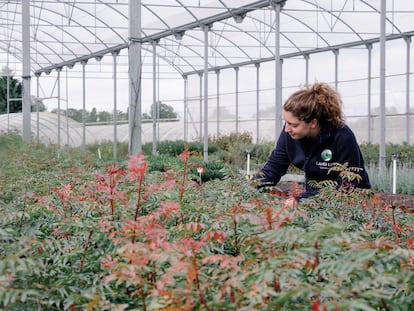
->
xmin=1 ymin=112 xmax=413 ymax=148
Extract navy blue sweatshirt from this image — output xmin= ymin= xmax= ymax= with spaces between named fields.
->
xmin=258 ymin=124 xmax=371 ymax=200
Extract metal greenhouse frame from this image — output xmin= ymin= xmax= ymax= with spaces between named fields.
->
xmin=1 ymin=0 xmax=413 ymax=169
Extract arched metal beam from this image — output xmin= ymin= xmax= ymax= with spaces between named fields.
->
xmin=182 ymin=31 xmax=414 ymax=76
xmin=130 ymin=0 xmax=281 ymax=43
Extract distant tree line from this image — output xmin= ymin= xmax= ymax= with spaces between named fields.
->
xmin=54 ymin=102 xmax=178 ymax=123
xmin=142 ymin=102 xmax=178 ymax=120
xmin=51 ymin=107 xmax=129 ymax=123
xmin=1 ymin=66 xmax=179 ymax=122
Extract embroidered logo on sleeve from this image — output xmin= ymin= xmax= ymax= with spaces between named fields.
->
xmin=321 ymin=149 xmax=332 ymax=161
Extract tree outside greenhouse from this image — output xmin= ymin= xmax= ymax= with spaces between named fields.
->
xmin=0 ymin=67 xmax=22 ymax=114
xmin=51 ymin=102 xmax=178 ymax=124
xmin=0 ymin=66 xmax=47 ymax=114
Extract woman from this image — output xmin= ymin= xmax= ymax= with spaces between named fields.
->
xmin=253 ymin=82 xmax=371 ymax=203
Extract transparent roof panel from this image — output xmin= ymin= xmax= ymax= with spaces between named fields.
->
xmin=0 ymin=0 xmax=413 ymax=76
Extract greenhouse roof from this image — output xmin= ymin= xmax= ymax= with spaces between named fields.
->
xmin=1 ymin=0 xmax=413 ymax=77
xmin=1 ymin=0 xmax=414 ymax=164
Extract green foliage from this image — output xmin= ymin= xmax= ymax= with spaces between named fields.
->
xmin=143 ymin=140 xmax=188 ymax=157
xmin=1 ymin=134 xmax=414 ymax=310
xmin=142 ymin=140 xmax=218 ymax=157
xmin=360 ymin=142 xmax=414 ymax=166
xmin=367 ymin=163 xmax=414 ymax=195
xmin=85 ymin=140 xmax=129 ymax=161
xmin=146 ymin=153 xmax=183 ymax=172
xmin=0 ymin=67 xmax=46 ymax=114
xmin=185 ymin=159 xmax=229 ymax=183
xmin=145 ymin=153 xmax=229 ymax=183
xmin=209 ymin=131 xmax=253 ymax=151
xmin=142 ymin=102 xmax=179 ymax=119
xmin=0 ymin=130 xmax=22 ymax=153
xmin=209 ymin=132 xmax=273 ymax=169
xmin=325 ymin=143 xmax=414 ymax=195
xmin=359 ymin=142 xmax=379 ymax=165
xmin=0 ymin=71 xmax=22 ymax=114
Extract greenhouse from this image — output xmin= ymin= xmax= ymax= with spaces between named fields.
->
xmin=2 ymin=2 xmax=414 ymax=310
xmin=1 ymin=0 xmax=414 ymax=164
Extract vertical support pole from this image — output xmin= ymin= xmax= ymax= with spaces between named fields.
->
xmin=379 ymin=0 xmax=386 ymax=170
xmin=405 ymin=36 xmax=411 ymax=144
xmin=215 ymin=69 xmax=220 ymax=136
xmin=183 ymin=75 xmax=188 ymax=142
xmin=65 ymin=69 xmax=70 ymax=146
xmin=273 ymin=2 xmax=283 ymax=138
xmin=304 ymin=54 xmax=309 ymax=85
xmin=81 ymin=60 xmax=87 ymax=150
xmin=203 ymin=24 xmax=211 ymax=162
xmin=235 ymin=67 xmax=239 ymax=134
xmin=7 ymin=67 xmax=10 ymax=132
xmin=367 ymin=44 xmax=372 ymax=143
xmin=152 ymin=41 xmax=158 ymax=155
xmin=255 ymin=63 xmax=260 ymax=144
xmin=128 ymin=0 xmax=142 ymax=155
xmin=57 ymin=68 xmax=62 ymax=148
xmin=22 ymin=0 xmax=31 ymax=142
xmin=333 ymin=49 xmax=339 ymax=89
xmin=157 ymin=56 xmax=160 ymax=142
xmin=35 ymin=73 xmax=40 ymax=141
xmin=112 ymin=51 xmax=119 ymax=160
xmin=199 ymin=72 xmax=203 ymax=142
xmin=392 ymin=153 xmax=398 ymax=194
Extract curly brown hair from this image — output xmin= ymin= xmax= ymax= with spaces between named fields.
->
xmin=283 ymin=82 xmax=345 ymax=128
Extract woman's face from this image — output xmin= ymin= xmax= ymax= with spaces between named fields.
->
xmin=283 ymin=110 xmax=319 ymax=140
